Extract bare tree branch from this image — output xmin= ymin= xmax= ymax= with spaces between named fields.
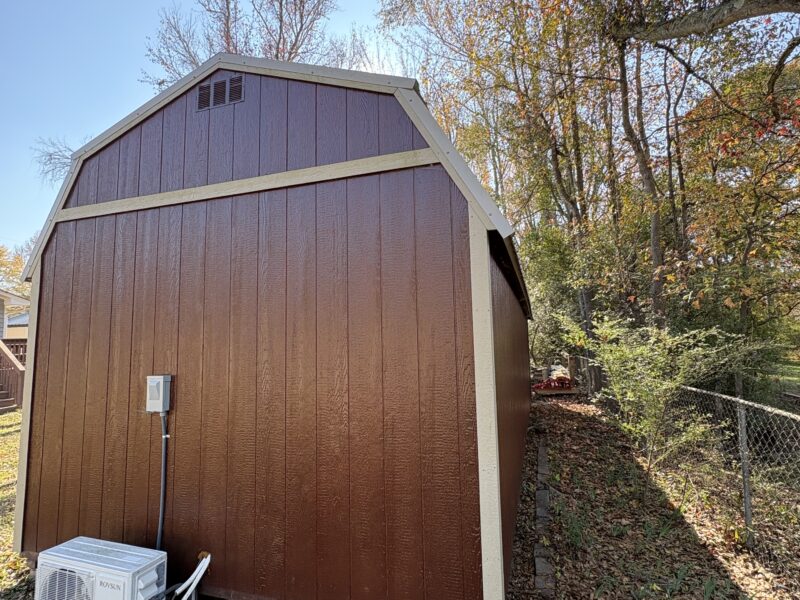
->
xmin=767 ymin=34 xmax=800 ymax=105
xmin=655 ymin=42 xmax=767 ymax=128
xmin=142 ymin=4 xmax=206 ymax=90
xmin=199 ymin=0 xmax=253 ymax=55
xmin=142 ymin=0 xmax=366 ymax=91
xmin=614 ymin=0 xmax=800 ymax=42
xmin=617 ymin=41 xmax=666 ymax=320
xmin=32 ymin=137 xmax=74 ymax=186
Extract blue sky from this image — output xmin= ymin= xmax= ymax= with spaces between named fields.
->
xmin=0 ymin=0 xmax=377 ymax=248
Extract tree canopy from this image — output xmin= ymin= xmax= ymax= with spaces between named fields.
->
xmin=0 ymin=237 xmax=34 ymax=299
xmin=380 ymin=0 xmax=800 ymax=393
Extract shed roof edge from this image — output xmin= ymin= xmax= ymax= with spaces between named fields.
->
xmin=23 ymin=55 xmax=523 ymax=298
xmin=72 ymin=53 xmax=417 ymax=160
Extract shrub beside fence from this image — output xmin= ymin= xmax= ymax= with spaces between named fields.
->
xmin=674 ymin=386 xmax=800 ymax=588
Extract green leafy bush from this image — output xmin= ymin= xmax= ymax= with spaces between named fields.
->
xmin=564 ymin=317 xmax=766 ymax=470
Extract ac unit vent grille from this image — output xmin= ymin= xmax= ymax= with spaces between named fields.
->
xmin=228 ymin=75 xmax=243 ymax=103
xmin=197 ymin=84 xmax=211 ymax=110
xmin=35 ymin=565 xmax=94 ymax=600
xmin=212 ymin=80 xmax=227 ymax=106
xmin=156 ymin=562 xmax=166 ymax=590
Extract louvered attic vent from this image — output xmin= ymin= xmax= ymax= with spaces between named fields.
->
xmin=197 ymin=75 xmax=245 ymax=110
xmin=228 ymin=75 xmax=243 ymax=102
xmin=198 ymin=84 xmax=211 ymax=110
xmin=213 ymin=80 xmax=227 ymax=106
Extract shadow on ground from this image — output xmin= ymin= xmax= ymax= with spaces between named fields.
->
xmin=508 ymin=398 xmax=763 ymax=599
xmin=0 ymin=578 xmax=34 ymax=600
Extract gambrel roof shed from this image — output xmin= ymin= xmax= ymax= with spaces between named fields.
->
xmin=22 ymin=54 xmax=528 ymax=307
xmin=16 ymin=54 xmax=531 ymax=600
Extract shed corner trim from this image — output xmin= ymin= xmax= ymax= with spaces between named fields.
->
xmin=468 ymin=206 xmax=506 ymax=599
xmin=13 ymin=264 xmax=40 ymax=553
xmin=393 ymin=87 xmax=514 ymax=239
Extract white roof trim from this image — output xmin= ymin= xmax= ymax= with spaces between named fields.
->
xmin=394 ymin=88 xmax=513 ymax=238
xmin=23 ymin=54 xmax=516 ymax=283
xmin=22 ymin=159 xmax=81 ymax=281
xmin=0 ymin=288 xmax=30 ymax=305
xmin=72 ymin=53 xmax=418 ymax=160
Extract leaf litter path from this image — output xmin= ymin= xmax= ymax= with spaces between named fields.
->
xmin=508 ymin=399 xmax=793 ymax=599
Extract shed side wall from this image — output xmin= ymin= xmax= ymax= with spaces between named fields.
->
xmin=22 ymin=165 xmax=483 ymax=600
xmin=490 ymin=255 xmax=530 ymax=580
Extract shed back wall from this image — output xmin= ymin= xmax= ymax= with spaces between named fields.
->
xmin=63 ymin=70 xmax=428 ymax=209
xmin=22 ymin=165 xmax=483 ymax=600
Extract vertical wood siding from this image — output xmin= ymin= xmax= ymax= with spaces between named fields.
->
xmin=23 ymin=165 xmax=484 ymax=600
xmin=490 ymin=257 xmax=531 ymax=582
xmin=64 ymin=72 xmax=427 ymax=209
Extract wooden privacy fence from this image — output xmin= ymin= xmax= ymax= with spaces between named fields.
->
xmin=565 ymin=354 xmax=605 ymax=393
xmin=0 ymin=340 xmax=25 ymax=407
xmin=2 ymin=339 xmax=28 ymax=365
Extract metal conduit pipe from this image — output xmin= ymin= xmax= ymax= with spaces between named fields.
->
xmin=156 ymin=412 xmax=168 ymax=551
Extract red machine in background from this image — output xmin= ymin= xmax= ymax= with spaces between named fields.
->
xmin=531 ymin=364 xmax=578 ymax=396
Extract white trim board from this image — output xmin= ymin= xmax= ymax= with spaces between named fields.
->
xmin=13 ymin=265 xmax=39 ymax=553
xmin=53 ymin=149 xmax=437 ymax=223
xmin=468 ymin=207 xmax=505 ymax=599
xmin=394 ymin=88 xmax=513 ymax=238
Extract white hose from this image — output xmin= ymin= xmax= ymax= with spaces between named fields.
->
xmin=179 ymin=555 xmax=211 ymax=600
xmin=174 ymin=555 xmax=211 ymax=597
xmin=173 ymin=555 xmax=209 ymax=597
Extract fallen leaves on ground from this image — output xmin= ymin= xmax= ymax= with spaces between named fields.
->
xmin=509 ymin=398 xmax=795 ymax=599
xmin=0 ymin=410 xmax=34 ymax=598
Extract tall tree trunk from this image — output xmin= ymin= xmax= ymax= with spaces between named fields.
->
xmin=736 ymin=227 xmax=757 ymax=397
xmin=617 ymin=41 xmax=666 ymax=323
xmin=564 ymin=21 xmax=585 ymax=212
xmin=604 ymin=89 xmax=621 ymax=226
xmin=564 ymin=22 xmax=602 ymax=392
xmin=663 ymin=54 xmax=682 ymax=250
xmin=672 ymin=71 xmax=690 ymax=253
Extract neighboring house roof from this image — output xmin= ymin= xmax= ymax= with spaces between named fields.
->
xmin=0 ymin=288 xmax=30 ymax=306
xmin=7 ymin=312 xmax=29 ymax=326
xmin=22 ymin=53 xmax=530 ymax=315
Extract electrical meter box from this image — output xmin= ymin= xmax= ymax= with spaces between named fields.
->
xmin=146 ymin=375 xmax=171 ymax=413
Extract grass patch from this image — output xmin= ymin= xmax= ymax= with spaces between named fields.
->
xmin=778 ymin=359 xmax=800 ymax=395
xmin=0 ymin=410 xmax=33 ymax=597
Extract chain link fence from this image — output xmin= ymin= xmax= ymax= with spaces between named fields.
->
xmin=673 ymin=386 xmax=800 ymax=587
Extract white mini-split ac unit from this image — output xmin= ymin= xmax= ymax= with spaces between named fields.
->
xmin=35 ymin=537 xmax=167 ymax=600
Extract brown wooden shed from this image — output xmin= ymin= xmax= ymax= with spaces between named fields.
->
xmin=15 ymin=54 xmax=531 ymax=600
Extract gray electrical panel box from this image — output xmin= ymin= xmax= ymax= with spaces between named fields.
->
xmin=146 ymin=375 xmax=172 ymax=413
